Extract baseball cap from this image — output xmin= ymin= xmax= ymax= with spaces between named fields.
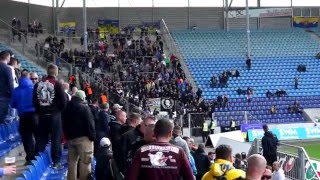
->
xmin=75 ymin=90 xmax=86 ymax=101
xmin=100 ymin=137 xmax=111 ymax=147
xmin=113 ymin=103 xmax=123 ymax=109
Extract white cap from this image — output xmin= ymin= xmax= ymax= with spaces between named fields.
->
xmin=113 ymin=103 xmax=123 ymax=109
xmin=100 ymin=137 xmax=111 ymax=147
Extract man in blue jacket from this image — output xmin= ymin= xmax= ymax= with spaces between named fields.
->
xmin=10 ymin=71 xmax=38 ymax=164
xmin=0 ymin=51 xmax=14 ymax=124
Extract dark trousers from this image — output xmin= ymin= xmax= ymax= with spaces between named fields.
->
xmin=0 ymin=98 xmax=10 ymax=124
xmin=19 ymin=112 xmax=39 ymax=162
xmin=264 ymin=154 xmax=277 ymax=166
xmin=202 ymin=131 xmax=209 ymax=142
xmin=37 ymin=113 xmax=62 ymax=163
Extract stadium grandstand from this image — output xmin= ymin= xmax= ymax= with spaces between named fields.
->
xmin=0 ymin=0 xmax=320 ymax=179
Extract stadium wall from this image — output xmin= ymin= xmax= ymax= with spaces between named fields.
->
xmin=0 ymin=0 xmax=319 ymax=33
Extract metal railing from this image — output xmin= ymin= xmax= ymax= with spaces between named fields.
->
xmin=159 ymin=19 xmax=197 ymax=90
xmin=0 ymin=18 xmax=27 ymax=54
xmin=250 ymin=139 xmax=320 ymax=180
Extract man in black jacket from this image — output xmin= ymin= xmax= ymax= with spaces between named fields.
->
xmin=0 ymin=51 xmax=13 ymax=124
xmin=261 ymin=124 xmax=279 ymax=166
xmin=194 ymin=144 xmax=211 ymax=180
xmin=62 ymin=90 xmax=95 ymax=180
xmin=33 ymin=64 xmax=67 ymax=169
xmin=95 ymin=137 xmax=114 ymax=180
xmin=119 ymin=114 xmax=154 ymax=174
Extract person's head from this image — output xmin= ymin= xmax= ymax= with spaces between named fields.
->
xmin=261 ymin=169 xmax=272 ymax=180
xmin=100 ymin=137 xmax=111 ymax=148
xmin=30 ymin=72 xmax=39 ymax=84
xmin=144 ymin=124 xmax=155 ymax=142
xmin=235 ymin=153 xmax=241 ymax=160
xmin=100 ymin=103 xmax=109 ymax=111
xmin=21 ymin=69 xmax=30 ymax=78
xmin=208 ymin=151 xmax=215 ymax=160
xmin=113 ymin=103 xmax=123 ymax=112
xmin=215 ymin=144 xmax=233 ymax=162
xmin=139 ymin=116 xmax=155 ymax=135
xmin=47 ymin=63 xmax=59 ymax=77
xmin=263 ymin=124 xmax=269 ymax=132
xmin=127 ymin=113 xmax=142 ymax=127
xmin=272 ymin=161 xmax=281 ymax=171
xmin=62 ymin=82 xmax=69 ymax=92
xmin=75 ymin=90 xmax=86 ymax=101
xmin=172 ymin=125 xmax=182 ymax=137
xmin=0 ymin=51 xmax=10 ymax=64
xmin=154 ymin=118 xmax=174 ymax=141
xmin=71 ymin=86 xmax=78 ymax=95
xmin=246 ymin=154 xmax=267 ymax=180
xmin=9 ymin=57 xmax=20 ymax=69
xmin=197 ymin=143 xmax=205 ymax=153
xmin=116 ymin=111 xmax=127 ymax=125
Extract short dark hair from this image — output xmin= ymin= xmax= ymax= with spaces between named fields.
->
xmin=8 ymin=57 xmax=19 ymax=66
xmin=0 ymin=51 xmax=10 ymax=61
xmin=154 ymin=118 xmax=173 ymax=138
xmin=47 ymin=63 xmax=58 ymax=77
xmin=263 ymin=124 xmax=268 ymax=131
xmin=215 ymin=144 xmax=232 ymax=160
xmin=127 ymin=113 xmax=141 ymax=124
xmin=21 ymin=69 xmax=29 ymax=77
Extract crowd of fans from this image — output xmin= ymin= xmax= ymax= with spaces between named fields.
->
xmin=11 ymin=18 xmax=43 ymax=42
xmin=0 ymin=47 xmax=290 ymax=179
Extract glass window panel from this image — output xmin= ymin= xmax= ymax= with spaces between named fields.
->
xmin=260 ymin=0 xmax=291 ymax=7
xmin=292 ymin=0 xmax=320 ymax=7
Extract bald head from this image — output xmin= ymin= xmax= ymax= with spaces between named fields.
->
xmin=30 ymin=72 xmax=39 ymax=84
xmin=247 ymin=154 xmax=267 ymax=180
xmin=117 ymin=111 xmax=127 ymax=125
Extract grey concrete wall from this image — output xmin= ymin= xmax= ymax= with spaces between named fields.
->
xmin=0 ymin=0 xmax=318 ymax=34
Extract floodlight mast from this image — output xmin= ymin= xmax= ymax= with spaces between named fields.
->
xmin=246 ymin=0 xmax=251 ymax=59
xmin=83 ymin=0 xmax=88 ymax=52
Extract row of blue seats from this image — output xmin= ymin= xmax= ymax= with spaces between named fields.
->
xmin=217 ymin=118 xmax=303 ymax=126
xmin=203 ymin=93 xmax=320 ymax=99
xmin=17 ymin=146 xmax=68 ymax=180
xmin=0 ymin=120 xmax=20 ymax=157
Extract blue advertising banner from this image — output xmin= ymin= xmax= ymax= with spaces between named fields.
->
xmin=248 ymin=127 xmax=320 ymax=142
xmin=241 ymin=124 xmax=263 ymax=132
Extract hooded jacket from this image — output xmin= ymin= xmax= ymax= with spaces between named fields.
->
xmin=262 ymin=131 xmax=279 ymax=156
xmin=10 ymin=77 xmax=35 ymax=115
xmin=202 ymin=159 xmax=245 ymax=180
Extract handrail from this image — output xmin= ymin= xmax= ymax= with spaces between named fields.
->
xmin=160 ymin=19 xmax=197 ymax=91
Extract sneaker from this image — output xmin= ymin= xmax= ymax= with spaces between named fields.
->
xmin=52 ymin=163 xmax=64 ymax=170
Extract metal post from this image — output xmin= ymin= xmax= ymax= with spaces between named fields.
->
xmin=246 ymin=0 xmax=251 ymax=58
xmin=83 ymin=0 xmax=88 ymax=52
xmin=188 ymin=0 xmax=190 ymax=29
xmin=118 ymin=0 xmax=120 ymax=29
xmin=188 ymin=113 xmax=191 ymax=137
xmin=225 ymin=0 xmax=229 ymax=31
xmin=52 ymin=0 xmax=56 ymax=35
xmin=254 ymin=139 xmax=259 ymax=154
xmin=27 ymin=0 xmax=30 ymax=25
xmin=56 ymin=0 xmax=60 ymax=34
xmin=222 ymin=0 xmax=225 ymax=30
xmin=298 ymin=148 xmax=305 ymax=180
xmin=152 ymin=0 xmax=154 ymax=23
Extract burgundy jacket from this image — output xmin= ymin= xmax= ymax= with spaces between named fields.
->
xmin=127 ymin=142 xmax=194 ymax=180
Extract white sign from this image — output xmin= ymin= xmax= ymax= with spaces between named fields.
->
xmin=229 ymin=8 xmax=292 ymax=18
xmin=206 ymin=130 xmax=244 ymax=147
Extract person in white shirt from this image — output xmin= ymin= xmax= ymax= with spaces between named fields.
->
xmin=272 ymin=161 xmax=285 ymax=180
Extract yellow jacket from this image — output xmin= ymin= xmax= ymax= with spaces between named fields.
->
xmin=202 ymin=159 xmax=246 ymax=180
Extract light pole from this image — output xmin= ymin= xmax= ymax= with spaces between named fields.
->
xmin=246 ymin=0 xmax=251 ymax=58
xmin=83 ymin=0 xmax=88 ymax=52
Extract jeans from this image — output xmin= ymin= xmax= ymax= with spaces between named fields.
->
xmin=0 ymin=98 xmax=10 ymax=124
xmin=67 ymin=136 xmax=93 ymax=180
xmin=19 ymin=112 xmax=39 ymax=161
xmin=36 ymin=113 xmax=62 ymax=163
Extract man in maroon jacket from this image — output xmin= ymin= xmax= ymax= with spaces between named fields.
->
xmin=127 ymin=118 xmax=194 ymax=180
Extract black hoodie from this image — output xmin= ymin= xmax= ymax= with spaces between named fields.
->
xmin=261 ymin=131 xmax=279 ymax=156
